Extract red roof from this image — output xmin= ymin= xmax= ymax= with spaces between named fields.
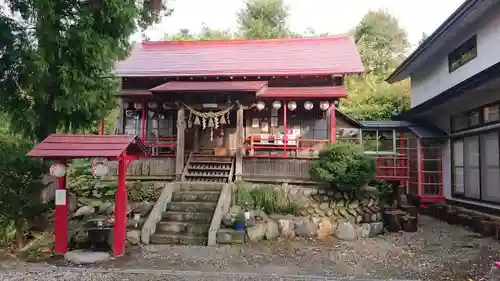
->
xmin=27 ymin=134 xmax=150 ymax=159
xmin=115 ymin=36 xmax=364 ymax=77
xmin=257 ymin=86 xmax=347 ymax=99
xmin=150 ymin=81 xmax=268 ymax=92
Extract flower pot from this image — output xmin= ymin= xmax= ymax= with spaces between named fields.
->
xmin=234 ymin=222 xmax=245 ymax=232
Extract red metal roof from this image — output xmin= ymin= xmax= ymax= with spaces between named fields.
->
xmin=27 ymin=134 xmax=150 ymax=159
xmin=115 ymin=36 xmax=364 ymax=77
xmin=150 ymin=81 xmax=268 ymax=92
xmin=257 ymin=86 xmax=347 ymax=99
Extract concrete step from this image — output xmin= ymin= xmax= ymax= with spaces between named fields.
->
xmin=150 ymin=233 xmax=207 ymax=245
xmin=156 ymin=221 xmax=210 ymax=234
xmin=179 ymin=182 xmax=224 ymax=192
xmin=162 ymin=211 xmax=213 ymax=223
xmin=168 ymin=201 xmax=217 ymax=212
xmin=216 ymin=228 xmax=246 ymax=244
xmin=172 ymin=191 xmax=220 ymax=202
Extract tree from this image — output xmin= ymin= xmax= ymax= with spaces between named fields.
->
xmin=0 ymin=0 xmax=171 ymax=142
xmin=342 ymin=10 xmax=411 ymax=120
xmin=354 ymin=9 xmax=410 ymax=77
xmin=343 ymin=74 xmax=411 ymax=120
xmin=0 ymin=135 xmax=49 ymax=249
xmin=165 ymin=25 xmax=234 ymax=41
xmin=237 ymin=0 xmax=292 ymax=39
xmin=418 ymin=32 xmax=429 ymax=45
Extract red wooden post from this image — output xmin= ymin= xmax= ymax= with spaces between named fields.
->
xmin=54 ymin=170 xmax=68 ymax=254
xmin=329 ymin=102 xmax=336 ymax=144
xmin=141 ymin=103 xmax=147 ymax=141
xmin=98 ymin=119 xmax=105 ymax=135
xmin=113 ymin=157 xmax=128 ymax=257
xmin=283 ymin=104 xmax=287 ymax=158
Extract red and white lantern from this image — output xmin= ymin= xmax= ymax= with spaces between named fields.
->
xmin=133 ymin=102 xmax=143 ymax=110
xmin=287 ymin=101 xmax=297 ymax=111
xmin=49 ymin=162 xmax=67 ymax=178
xmin=147 ymin=101 xmax=158 ymax=110
xmin=320 ymin=101 xmax=330 ymax=111
xmin=256 ymin=101 xmax=265 ymax=111
xmin=304 ymin=101 xmax=314 ymax=111
xmin=92 ymin=158 xmax=109 ymax=177
xmin=272 ymin=101 xmax=282 ymax=110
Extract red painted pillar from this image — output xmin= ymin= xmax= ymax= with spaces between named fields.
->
xmin=283 ymin=104 xmax=287 ymax=158
xmin=54 ymin=173 xmax=68 ymax=254
xmin=113 ymin=158 xmax=128 ymax=257
xmin=141 ymin=103 xmax=147 ymax=141
xmin=329 ymin=102 xmax=336 ymax=144
xmin=98 ymin=119 xmax=105 ymax=135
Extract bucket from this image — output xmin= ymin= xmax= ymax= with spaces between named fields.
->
xmin=234 ymin=222 xmax=245 ymax=232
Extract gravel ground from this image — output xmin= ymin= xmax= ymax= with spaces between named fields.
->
xmin=0 ymin=215 xmax=498 ymax=281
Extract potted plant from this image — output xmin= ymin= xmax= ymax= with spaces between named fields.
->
xmin=234 ymin=213 xmax=246 ymax=232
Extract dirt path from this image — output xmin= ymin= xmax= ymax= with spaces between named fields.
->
xmin=1 ymin=215 xmax=499 ymax=281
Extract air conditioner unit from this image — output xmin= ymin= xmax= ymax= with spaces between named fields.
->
xmin=125 ymin=109 xmax=134 ymax=117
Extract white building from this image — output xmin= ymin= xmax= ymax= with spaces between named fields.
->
xmin=388 ymin=0 xmax=500 ymax=210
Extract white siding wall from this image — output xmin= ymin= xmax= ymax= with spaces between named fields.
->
xmin=410 ymin=4 xmax=500 ymax=107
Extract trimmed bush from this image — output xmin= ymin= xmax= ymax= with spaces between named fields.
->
xmin=311 ymin=143 xmax=376 ymax=190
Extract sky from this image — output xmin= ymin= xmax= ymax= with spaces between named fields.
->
xmin=138 ymin=0 xmax=466 ymax=47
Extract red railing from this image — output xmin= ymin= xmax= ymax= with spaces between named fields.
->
xmin=145 ymin=137 xmax=177 ymax=156
xmin=244 ymin=136 xmax=329 ymax=158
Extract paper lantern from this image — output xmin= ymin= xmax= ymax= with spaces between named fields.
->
xmin=148 ymin=101 xmax=158 ymax=109
xmin=134 ymin=102 xmax=144 ymax=110
xmin=287 ymin=101 xmax=297 ymax=111
xmin=49 ymin=163 xmax=66 ymax=178
xmin=92 ymin=163 xmax=109 ymax=177
xmin=162 ymin=102 xmax=171 ymax=110
xmin=256 ymin=101 xmax=265 ymax=111
xmin=272 ymin=101 xmax=282 ymax=110
xmin=304 ymin=101 xmax=314 ymax=111
xmin=320 ymin=101 xmax=330 ymax=111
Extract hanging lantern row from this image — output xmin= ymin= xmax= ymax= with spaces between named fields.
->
xmin=122 ymin=101 xmax=173 ymax=111
xmin=256 ymin=100 xmax=332 ymax=111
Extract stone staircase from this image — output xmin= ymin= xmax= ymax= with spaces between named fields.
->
xmin=150 ymin=183 xmax=223 ymax=245
xmin=182 ymin=154 xmax=234 ymax=183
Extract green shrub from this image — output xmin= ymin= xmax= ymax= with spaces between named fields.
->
xmin=235 ymin=183 xmax=298 ymax=215
xmin=310 ymin=143 xmax=376 ymax=191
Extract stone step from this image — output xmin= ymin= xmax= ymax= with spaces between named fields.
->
xmin=172 ymin=191 xmax=220 ymax=202
xmin=188 ymin=166 xmax=232 ymax=171
xmin=179 ymin=183 xmax=224 ymax=191
xmin=150 ymin=233 xmax=207 ymax=245
xmin=162 ymin=211 xmax=213 ymax=223
xmin=217 ymin=228 xmax=246 ymax=244
xmin=156 ymin=221 xmax=210 ymax=234
xmin=168 ymin=201 xmax=217 ymax=212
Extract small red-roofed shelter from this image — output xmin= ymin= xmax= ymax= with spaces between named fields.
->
xmin=27 ymin=134 xmax=150 ymax=257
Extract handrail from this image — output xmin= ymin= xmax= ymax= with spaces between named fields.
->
xmin=141 ymin=182 xmax=175 ymax=244
xmin=180 ymin=152 xmax=193 ymax=181
xmin=208 ymin=183 xmax=232 ymax=246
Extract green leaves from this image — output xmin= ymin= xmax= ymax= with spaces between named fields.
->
xmin=311 ymin=143 xmax=377 ymax=191
xmin=0 ymin=0 xmax=170 ymax=141
xmin=237 ymin=0 xmax=292 ymax=39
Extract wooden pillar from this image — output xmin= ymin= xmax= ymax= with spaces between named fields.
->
xmin=54 ymin=166 xmax=68 ymax=254
xmin=113 ymin=157 xmax=128 ymax=257
xmin=175 ymin=107 xmax=186 ymax=180
xmin=193 ymin=126 xmax=200 ymax=153
xmin=329 ymin=102 xmax=336 ymax=144
xmin=235 ymin=104 xmax=244 ymax=181
xmin=140 ymin=103 xmax=147 ymax=140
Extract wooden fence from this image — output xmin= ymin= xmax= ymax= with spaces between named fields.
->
xmin=108 ymin=157 xmax=176 ymax=180
xmin=241 ymin=157 xmax=316 ymax=183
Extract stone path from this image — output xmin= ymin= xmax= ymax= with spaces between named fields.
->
xmin=0 ymin=216 xmax=499 ymax=281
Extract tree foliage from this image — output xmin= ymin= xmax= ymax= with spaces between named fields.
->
xmin=237 ymin=0 xmax=292 ymax=39
xmin=0 ymin=135 xmax=49 ymax=248
xmin=354 ymin=9 xmax=410 ymax=76
xmin=343 ymin=9 xmax=411 ymax=120
xmin=0 ymin=0 xmax=170 ymax=141
xmin=311 ymin=143 xmax=376 ymax=190
xmin=165 ymin=25 xmax=234 ymax=41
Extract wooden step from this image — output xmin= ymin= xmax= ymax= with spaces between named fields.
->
xmin=150 ymin=233 xmax=207 ymax=245
xmin=190 ymin=159 xmax=232 ymax=165
xmin=185 ymin=173 xmax=229 ymax=177
xmin=188 ymin=166 xmax=231 ymax=171
xmin=179 ymin=183 xmax=224 ymax=191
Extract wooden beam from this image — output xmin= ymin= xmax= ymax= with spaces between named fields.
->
xmin=175 ymin=107 xmax=186 ymax=180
